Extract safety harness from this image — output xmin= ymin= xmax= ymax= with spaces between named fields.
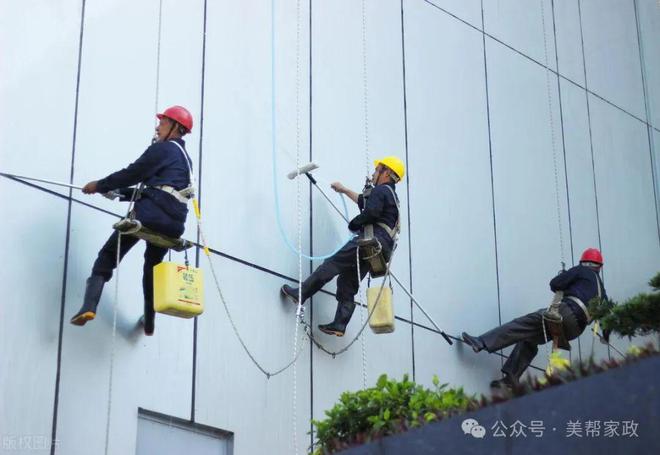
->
xmin=112 ymin=140 xmax=195 ymax=251
xmin=543 ymin=269 xmax=603 ymax=351
xmin=357 ymin=184 xmax=400 ymax=278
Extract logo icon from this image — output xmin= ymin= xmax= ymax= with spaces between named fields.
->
xmin=462 ymin=418 xmax=486 ymax=439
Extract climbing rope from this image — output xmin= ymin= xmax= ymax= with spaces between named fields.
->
xmin=360 ymin=0 xmax=371 ymax=178
xmin=292 ymin=0 xmax=303 ymax=451
xmin=540 ymin=0 xmax=567 ymax=370
xmin=104 ymin=180 xmax=141 ymax=455
xmin=357 ymin=247 xmax=368 ymax=388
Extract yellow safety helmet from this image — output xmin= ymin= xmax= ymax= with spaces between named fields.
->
xmin=374 ymin=156 xmax=405 ymax=182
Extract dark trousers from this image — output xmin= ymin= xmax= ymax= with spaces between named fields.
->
xmin=301 ymin=239 xmax=381 ymax=303
xmin=479 ymin=302 xmax=584 ymax=380
xmin=91 ymin=231 xmax=168 ymax=309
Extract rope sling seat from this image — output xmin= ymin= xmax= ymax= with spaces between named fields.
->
xmin=112 ymin=217 xmax=194 ymax=252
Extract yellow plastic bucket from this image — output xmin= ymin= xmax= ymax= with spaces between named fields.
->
xmin=367 ymin=286 xmax=394 ymax=334
xmin=153 ymin=262 xmax=204 ymax=318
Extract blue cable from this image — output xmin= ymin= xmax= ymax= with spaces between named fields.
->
xmin=270 ymin=0 xmax=353 ymax=261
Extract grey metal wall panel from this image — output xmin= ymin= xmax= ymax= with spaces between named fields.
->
xmin=483 ymin=0 xmax=557 ymax=70
xmin=156 ymin=0 xmax=205 ymax=242
xmin=553 ymin=0 xmax=586 ymax=86
xmin=194 ymin=258 xmax=311 ymax=454
xmin=589 ymin=95 xmax=660 ymax=356
xmin=403 ymin=0 xmax=502 ymax=394
xmin=635 ymin=0 xmax=660 ymax=127
xmin=0 ymin=0 xmax=81 ymax=190
xmin=0 ymin=0 xmax=81 ymax=450
xmin=56 ymin=208 xmax=194 ymax=455
xmin=580 ymin=0 xmax=646 ymax=120
xmin=200 ymin=0 xmax=311 ymax=274
xmin=558 ymin=79 xmax=609 ymax=362
xmin=419 ymin=0 xmax=483 ymax=27
xmin=0 ymin=186 xmax=66 ymax=451
xmin=486 ymin=39 xmax=571 ymax=378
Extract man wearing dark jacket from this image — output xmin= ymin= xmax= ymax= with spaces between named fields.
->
xmin=462 ymin=248 xmax=607 ymax=388
xmin=70 ymin=105 xmax=194 ymax=335
xmin=280 ymin=156 xmax=405 ymax=336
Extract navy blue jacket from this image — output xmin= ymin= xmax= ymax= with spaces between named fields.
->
xmin=550 ymin=264 xmax=607 ymax=328
xmin=96 ymin=139 xmax=192 ymax=238
xmin=350 ymin=182 xmax=399 ymax=252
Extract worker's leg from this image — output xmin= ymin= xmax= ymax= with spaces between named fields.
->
xmin=501 ymin=336 xmax=546 ymax=380
xmin=71 ymin=232 xmax=139 ymax=326
xmin=91 ymin=231 xmax=141 ymax=281
xmin=479 ymin=308 xmax=547 ymax=353
xmin=281 ymin=240 xmax=358 ymax=304
xmin=501 ymin=304 xmax=582 ymax=383
xmin=317 ymin=262 xmax=369 ymax=336
xmin=142 ymin=242 xmax=168 ymax=335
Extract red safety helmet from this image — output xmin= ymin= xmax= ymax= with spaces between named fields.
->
xmin=580 ymin=248 xmax=603 ymax=265
xmin=157 ymin=105 xmax=193 ymax=133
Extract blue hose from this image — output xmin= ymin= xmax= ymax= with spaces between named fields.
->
xmin=270 ymin=0 xmax=353 ymax=261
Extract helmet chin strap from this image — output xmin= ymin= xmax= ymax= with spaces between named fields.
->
xmin=153 ymin=122 xmax=179 ymax=144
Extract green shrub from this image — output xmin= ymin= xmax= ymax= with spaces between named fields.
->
xmin=588 ymin=271 xmax=660 ymax=338
xmin=311 ymin=374 xmax=476 ymax=454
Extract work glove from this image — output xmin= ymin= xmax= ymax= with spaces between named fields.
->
xmin=102 ymin=191 xmax=121 ymax=201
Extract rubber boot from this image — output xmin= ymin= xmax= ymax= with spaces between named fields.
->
xmin=70 ymin=275 xmax=105 ymax=326
xmin=490 ymin=373 xmax=517 ymax=389
xmin=462 ymin=332 xmax=486 ymax=353
xmin=318 ymin=301 xmax=356 ymax=337
xmin=142 ymin=300 xmax=155 ymax=336
xmin=280 ymin=284 xmax=301 ymax=306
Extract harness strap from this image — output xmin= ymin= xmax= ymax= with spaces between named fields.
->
xmin=374 ymin=185 xmax=400 ymax=240
xmin=565 ymin=295 xmax=592 ymax=323
xmin=149 ymin=184 xmax=189 ymax=203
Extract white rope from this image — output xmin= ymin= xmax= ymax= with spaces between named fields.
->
xmin=361 ymin=0 xmax=371 ymax=177
xmin=103 ymin=232 xmax=122 ymax=455
xmin=154 ymin=0 xmax=163 ymax=118
xmin=540 ymin=0 xmax=565 ymax=266
xmin=357 ymin=247 xmax=368 ymax=389
xmin=540 ymin=0 xmax=564 ymax=368
xmin=302 ymin=254 xmax=392 ymax=357
xmin=292 ymin=0 xmax=303 ymax=451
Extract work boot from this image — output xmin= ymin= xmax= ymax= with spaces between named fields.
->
xmin=462 ymin=332 xmax=486 ymax=353
xmin=281 ymin=284 xmax=302 ymax=306
xmin=142 ymin=300 xmax=155 ymax=336
xmin=70 ymin=275 xmax=106 ymax=326
xmin=318 ymin=301 xmax=356 ymax=337
xmin=490 ymin=374 xmax=516 ymax=389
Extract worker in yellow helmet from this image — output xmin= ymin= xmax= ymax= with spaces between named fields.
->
xmin=281 ymin=156 xmax=405 ymax=336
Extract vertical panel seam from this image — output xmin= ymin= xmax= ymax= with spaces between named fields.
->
xmin=51 ymin=1 xmax=87 ymax=454
xmin=632 ymin=0 xmax=660 ymax=245
xmin=399 ymin=0 xmax=416 ymax=383
xmin=578 ymin=0 xmax=609 ymax=359
xmin=550 ymin=0 xmax=579 ymax=363
xmin=191 ymin=0 xmax=209 ymax=423
xmin=481 ymin=0 xmax=503 ymax=371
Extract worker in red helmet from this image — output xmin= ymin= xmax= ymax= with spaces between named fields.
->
xmin=70 ymin=106 xmax=194 ymax=336
xmin=462 ymin=247 xmax=608 ymax=388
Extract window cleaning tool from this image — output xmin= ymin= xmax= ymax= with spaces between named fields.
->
xmin=0 ymin=171 xmax=122 ymax=199
xmin=289 ymin=163 xmax=452 ymax=345
xmin=0 ymin=171 xmax=83 ymax=189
